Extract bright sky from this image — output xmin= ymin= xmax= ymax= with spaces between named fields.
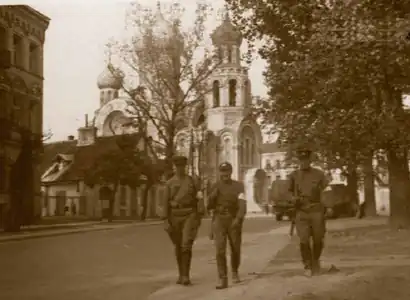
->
xmin=4 ymin=0 xmax=268 ymax=142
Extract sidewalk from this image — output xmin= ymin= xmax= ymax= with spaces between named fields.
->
xmin=0 ymin=219 xmax=163 ymax=243
xmin=234 ymin=216 xmax=410 ymax=300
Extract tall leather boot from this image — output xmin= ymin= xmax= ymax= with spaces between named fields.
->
xmin=300 ymin=243 xmax=313 ymax=276
xmin=216 ymin=252 xmax=228 ymax=289
xmin=175 ymin=247 xmax=183 ymax=284
xmin=231 ymin=247 xmax=241 ymax=283
xmin=312 ymin=240 xmax=324 ymax=275
xmin=181 ymin=250 xmax=192 ymax=286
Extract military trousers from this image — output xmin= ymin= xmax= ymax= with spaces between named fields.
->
xmin=213 ymin=214 xmax=243 ymax=279
xmin=168 ymin=211 xmax=201 ymax=278
xmin=295 ymin=206 xmax=326 ymax=268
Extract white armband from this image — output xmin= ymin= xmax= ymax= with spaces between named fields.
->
xmin=238 ymin=193 xmax=246 ymax=201
xmin=196 ymin=191 xmax=204 ymax=199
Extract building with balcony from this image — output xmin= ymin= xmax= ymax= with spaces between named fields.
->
xmin=0 ymin=5 xmax=50 ymax=230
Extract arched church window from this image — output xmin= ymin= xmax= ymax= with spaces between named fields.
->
xmin=227 ymin=47 xmax=232 ymax=63
xmin=212 ymin=80 xmax=220 ymax=107
xmin=244 ymin=80 xmax=251 ymax=107
xmin=114 ymin=90 xmax=119 ymax=99
xmin=228 ymin=79 xmax=237 ymax=106
xmin=244 ymin=138 xmax=250 ymax=164
xmin=218 ymin=48 xmax=223 ymax=62
xmin=250 ymin=143 xmax=255 ymax=165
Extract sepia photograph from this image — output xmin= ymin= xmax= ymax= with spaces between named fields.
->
xmin=0 ymin=0 xmax=410 ymax=299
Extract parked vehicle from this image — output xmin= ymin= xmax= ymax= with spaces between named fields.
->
xmin=270 ymin=180 xmax=357 ymax=221
xmin=269 ymin=179 xmax=293 ymax=221
xmin=322 ymin=184 xmax=357 ymax=218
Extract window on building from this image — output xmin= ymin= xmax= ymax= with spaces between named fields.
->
xmin=13 ymin=35 xmax=23 ymax=67
xmin=250 ymin=143 xmax=255 ymax=165
xmin=227 ymin=48 xmax=232 ymax=63
xmin=0 ymin=26 xmax=6 ymax=48
xmin=212 ymin=80 xmax=220 ymax=107
xmin=244 ymin=138 xmax=250 ymax=164
xmin=228 ymin=79 xmax=237 ymax=106
xmin=29 ymin=43 xmax=39 ymax=74
xmin=265 ymin=159 xmax=272 ymax=171
xmin=275 ymin=159 xmax=281 ymax=169
xmin=0 ymin=157 xmax=7 ymax=192
xmin=11 ymin=95 xmax=22 ymax=126
xmin=0 ymin=90 xmax=9 ymax=119
xmin=120 ymin=185 xmax=127 ymax=205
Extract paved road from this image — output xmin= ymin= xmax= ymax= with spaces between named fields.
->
xmin=0 ymin=217 xmax=282 ymax=300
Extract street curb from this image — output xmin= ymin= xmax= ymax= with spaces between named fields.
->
xmin=0 ymin=220 xmax=164 ymax=244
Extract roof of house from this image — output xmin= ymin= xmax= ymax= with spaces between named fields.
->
xmin=41 ymin=134 xmax=145 ymax=183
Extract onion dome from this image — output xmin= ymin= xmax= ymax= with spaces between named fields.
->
xmin=151 ymin=3 xmax=173 ymax=41
xmin=97 ymin=64 xmax=124 ymax=90
xmin=211 ymin=12 xmax=242 ymax=46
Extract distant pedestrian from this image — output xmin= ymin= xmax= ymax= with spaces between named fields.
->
xmin=288 ymin=147 xmax=332 ymax=276
xmin=161 ymin=156 xmax=204 ymax=286
xmin=207 ymin=162 xmax=246 ymax=289
xmin=71 ymin=202 xmax=77 ymax=216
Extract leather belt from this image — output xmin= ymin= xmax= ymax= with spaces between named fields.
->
xmin=170 ymin=202 xmax=193 ymax=209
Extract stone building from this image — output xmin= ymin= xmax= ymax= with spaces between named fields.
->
xmin=0 ymin=5 xmax=50 ymax=229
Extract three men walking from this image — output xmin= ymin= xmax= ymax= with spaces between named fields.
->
xmin=162 ymin=147 xmax=330 ymax=288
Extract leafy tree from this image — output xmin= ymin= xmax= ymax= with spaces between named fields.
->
xmin=84 ymin=136 xmax=143 ymax=221
xmin=227 ymin=0 xmax=410 ymax=227
xmin=108 ymin=0 xmax=220 ymax=176
xmin=84 ymin=134 xmax=165 ymax=221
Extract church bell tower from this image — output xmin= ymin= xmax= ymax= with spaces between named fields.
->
xmin=206 ymin=12 xmax=252 ymax=134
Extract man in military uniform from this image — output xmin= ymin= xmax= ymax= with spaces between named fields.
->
xmin=207 ymin=162 xmax=246 ymax=289
xmin=161 ymin=156 xmax=204 ymax=286
xmin=288 ymin=148 xmax=332 ymax=276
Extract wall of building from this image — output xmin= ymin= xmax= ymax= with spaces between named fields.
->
xmin=0 ymin=6 xmax=49 ymax=228
xmin=41 ymin=181 xmax=165 ymax=219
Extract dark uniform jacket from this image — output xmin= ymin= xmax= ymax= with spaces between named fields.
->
xmin=207 ymin=180 xmax=246 ymax=219
xmin=162 ymin=175 xmax=204 ymax=219
xmin=288 ymin=167 xmax=329 ymax=209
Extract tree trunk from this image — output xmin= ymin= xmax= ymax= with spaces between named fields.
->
xmin=140 ymin=184 xmax=151 ymax=221
xmin=387 ymin=148 xmax=410 ymax=229
xmin=363 ymin=153 xmax=377 ymax=217
xmin=108 ymin=184 xmax=118 ymax=223
xmin=346 ymin=164 xmax=359 ymax=215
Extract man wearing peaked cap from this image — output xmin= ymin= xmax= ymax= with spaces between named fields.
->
xmin=161 ymin=155 xmax=204 ymax=286
xmin=207 ymin=161 xmax=246 ymax=289
xmin=289 ymin=146 xmax=333 ymax=277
